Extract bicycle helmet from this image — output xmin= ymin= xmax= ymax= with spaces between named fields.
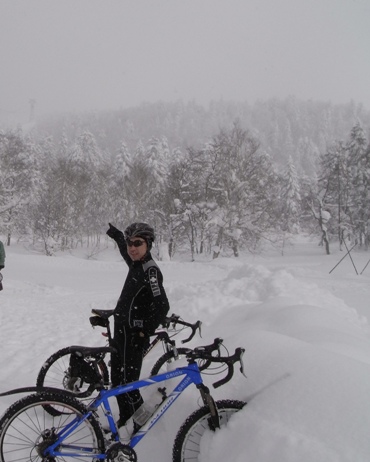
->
xmin=124 ymin=222 xmax=155 ymax=250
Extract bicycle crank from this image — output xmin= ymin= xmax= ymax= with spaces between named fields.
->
xmin=106 ymin=443 xmax=137 ymax=462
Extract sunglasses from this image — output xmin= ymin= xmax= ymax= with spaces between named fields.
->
xmin=126 ymin=239 xmax=146 ymax=248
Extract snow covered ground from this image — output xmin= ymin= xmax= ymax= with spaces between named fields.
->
xmin=1 ymin=235 xmax=370 ymax=461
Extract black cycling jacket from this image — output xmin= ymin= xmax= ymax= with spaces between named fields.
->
xmin=109 ymin=227 xmax=170 ymax=335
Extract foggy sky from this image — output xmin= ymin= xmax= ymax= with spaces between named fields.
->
xmin=1 ymin=0 xmax=370 ymax=124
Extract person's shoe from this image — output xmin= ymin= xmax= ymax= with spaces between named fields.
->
xmin=117 ymin=418 xmax=134 ymax=442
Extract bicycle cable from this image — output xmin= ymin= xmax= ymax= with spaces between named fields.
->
xmin=198 ymin=343 xmax=230 ymax=376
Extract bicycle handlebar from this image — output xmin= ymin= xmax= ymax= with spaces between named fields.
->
xmin=188 ymin=344 xmax=246 ymax=388
xmin=90 ymin=311 xmax=202 ymax=344
xmin=163 ymin=313 xmax=202 ymax=343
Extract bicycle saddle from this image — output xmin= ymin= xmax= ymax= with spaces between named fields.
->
xmin=91 ymin=309 xmax=115 ymax=319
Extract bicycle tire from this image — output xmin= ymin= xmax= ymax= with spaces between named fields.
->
xmin=150 ymin=347 xmax=192 ymax=375
xmin=172 ymin=399 xmax=246 ymax=462
xmin=0 ymin=391 xmax=105 ymax=462
xmin=36 ymin=346 xmax=109 ymax=416
xmin=37 ymin=346 xmax=109 ymax=391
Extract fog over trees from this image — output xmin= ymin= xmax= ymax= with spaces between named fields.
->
xmin=1 ymin=97 xmax=370 ymax=258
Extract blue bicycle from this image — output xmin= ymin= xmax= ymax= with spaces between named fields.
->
xmin=0 ymin=342 xmax=246 ymax=462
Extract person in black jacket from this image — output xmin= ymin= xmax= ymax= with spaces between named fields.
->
xmin=106 ymin=222 xmax=170 ymax=429
xmin=0 ymin=239 xmax=5 ymax=270
xmin=0 ymin=240 xmax=5 ymax=291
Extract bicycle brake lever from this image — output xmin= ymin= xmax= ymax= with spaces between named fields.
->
xmin=181 ymin=320 xmax=203 ymax=344
xmin=198 ymin=321 xmax=202 ymax=338
xmin=239 ymin=351 xmax=247 ymax=379
xmin=240 ymin=358 xmax=248 ymax=379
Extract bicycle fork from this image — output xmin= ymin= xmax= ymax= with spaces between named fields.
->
xmin=197 ymin=383 xmax=220 ymax=430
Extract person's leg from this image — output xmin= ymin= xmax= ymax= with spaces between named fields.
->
xmin=112 ymin=326 xmax=145 ymax=425
xmin=116 ymin=344 xmax=144 ymax=426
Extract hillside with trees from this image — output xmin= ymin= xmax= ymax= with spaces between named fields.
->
xmin=1 ymin=98 xmax=370 ymax=259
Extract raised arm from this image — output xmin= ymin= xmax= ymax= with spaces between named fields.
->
xmin=106 ymin=223 xmax=131 ymax=266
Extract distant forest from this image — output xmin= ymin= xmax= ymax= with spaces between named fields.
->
xmin=1 ymin=97 xmax=370 ymax=259
xmin=36 ymin=97 xmax=370 ymax=175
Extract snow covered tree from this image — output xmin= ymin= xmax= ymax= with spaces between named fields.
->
xmin=167 ymin=122 xmax=279 ymax=258
xmin=319 ymin=140 xmax=351 ymax=248
xmin=75 ymin=131 xmax=103 ymax=168
xmin=280 ymin=156 xmax=301 ymax=233
xmin=124 ymin=136 xmax=173 ymax=248
xmin=277 ymin=156 xmax=302 ymax=254
xmin=163 ymin=150 xmax=190 ymax=258
xmin=108 ymin=140 xmax=132 ymax=226
xmin=0 ymin=130 xmax=34 ymax=244
xmin=346 ymin=122 xmax=370 ymax=246
xmin=63 ymin=131 xmax=109 ymax=244
xmin=319 ymin=123 xmax=370 ymax=249
xmin=145 ymin=137 xmax=168 ymax=194
xmin=165 ymin=145 xmax=217 ymax=259
xmin=207 ymin=122 xmax=278 ymax=257
xmin=119 ymin=140 xmax=152 ymax=223
xmin=296 ymin=136 xmax=319 ymax=176
xmin=28 ymin=159 xmax=65 ymax=255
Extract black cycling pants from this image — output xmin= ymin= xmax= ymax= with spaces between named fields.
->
xmin=110 ymin=326 xmax=146 ymax=424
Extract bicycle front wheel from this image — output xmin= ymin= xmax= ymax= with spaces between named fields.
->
xmin=173 ymin=399 xmax=246 ymax=462
xmin=150 ymin=348 xmax=192 ymax=375
xmin=0 ymin=391 xmax=105 ymax=462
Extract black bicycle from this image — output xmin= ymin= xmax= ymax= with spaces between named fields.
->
xmin=36 ymin=311 xmax=203 ymax=399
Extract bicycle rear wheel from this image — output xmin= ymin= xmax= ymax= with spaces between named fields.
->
xmin=36 ymin=347 xmax=109 ymax=416
xmin=0 ymin=391 xmax=105 ymax=462
xmin=37 ymin=346 xmax=109 ymax=393
xmin=172 ymin=399 xmax=246 ymax=462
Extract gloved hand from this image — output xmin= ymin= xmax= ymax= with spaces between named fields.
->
xmin=106 ymin=223 xmax=120 ymax=239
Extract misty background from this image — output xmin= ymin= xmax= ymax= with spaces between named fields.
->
xmin=1 ymin=0 xmax=370 ymax=260
xmin=1 ymin=0 xmax=370 ymax=124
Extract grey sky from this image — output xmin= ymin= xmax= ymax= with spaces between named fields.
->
xmin=1 ymin=0 xmax=370 ymax=124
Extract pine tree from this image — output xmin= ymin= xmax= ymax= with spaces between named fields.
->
xmin=347 ymin=122 xmax=369 ymax=246
xmin=108 ymin=140 xmax=132 ymax=227
xmin=0 ymin=129 xmax=34 ymax=244
xmin=280 ymin=155 xmax=301 ymax=234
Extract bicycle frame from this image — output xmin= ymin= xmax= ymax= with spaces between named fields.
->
xmin=45 ymin=362 xmax=206 ymax=459
xmin=144 ymin=330 xmax=176 ymax=357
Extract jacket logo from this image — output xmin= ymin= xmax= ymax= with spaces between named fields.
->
xmin=149 ymin=268 xmax=161 ymax=297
